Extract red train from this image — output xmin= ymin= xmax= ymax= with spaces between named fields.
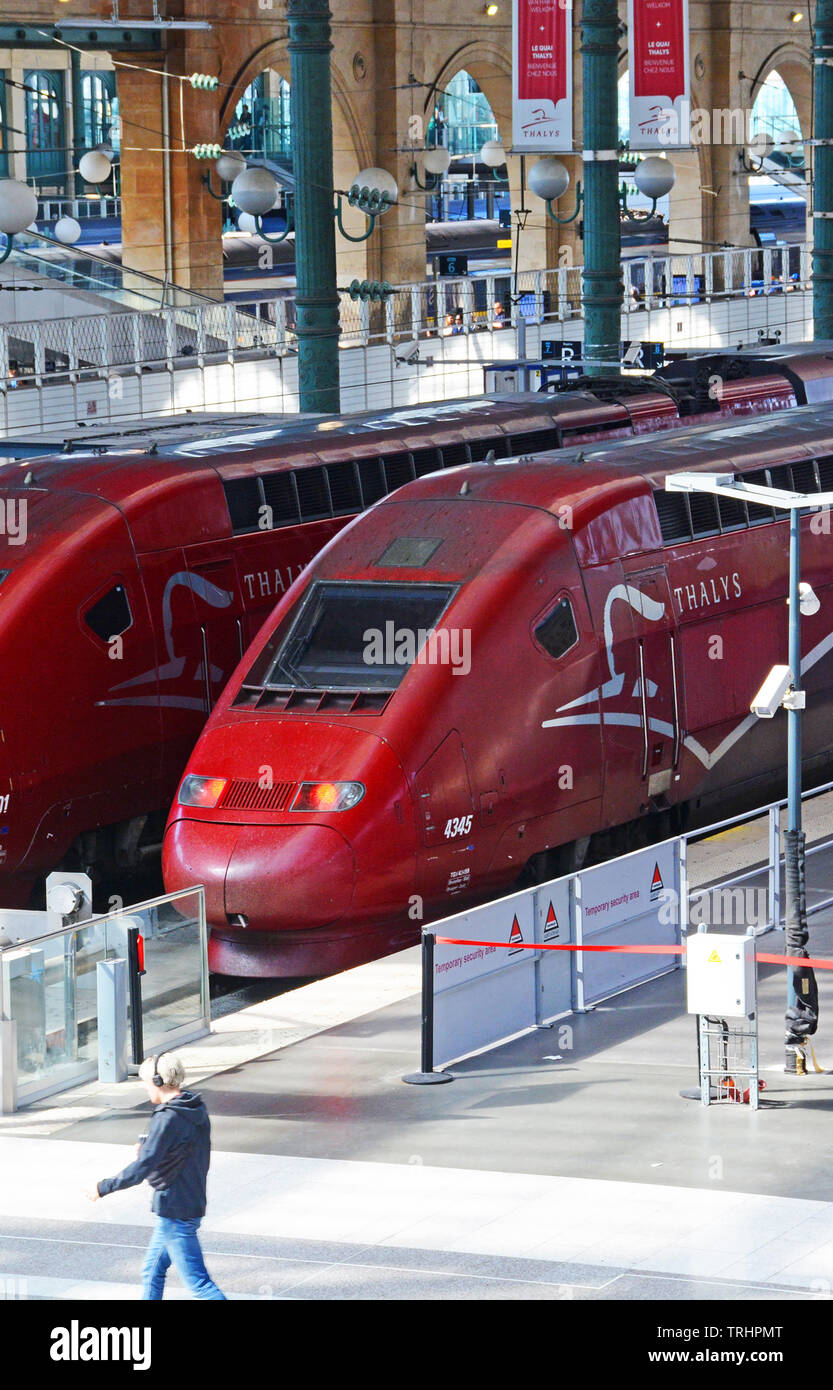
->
xmin=0 ymin=347 xmax=830 ymax=911
xmin=164 ymin=398 xmax=833 ymax=976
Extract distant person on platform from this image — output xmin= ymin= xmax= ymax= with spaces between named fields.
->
xmin=453 ymin=310 xmax=465 ymax=334
xmin=86 ymin=1052 xmax=226 ymax=1301
xmin=492 ymin=301 xmax=506 ymax=328
xmin=442 ymin=312 xmax=455 ymax=336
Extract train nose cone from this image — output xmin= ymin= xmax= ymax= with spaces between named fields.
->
xmin=225 ymin=824 xmax=354 ymax=930
xmin=163 ymin=819 xmax=355 ymax=932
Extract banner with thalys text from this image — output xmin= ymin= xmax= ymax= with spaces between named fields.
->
xmin=511 ymin=0 xmax=573 ymax=152
xmin=628 ymin=0 xmax=691 ymax=148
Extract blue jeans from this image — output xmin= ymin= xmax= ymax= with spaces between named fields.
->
xmin=141 ymin=1217 xmax=226 ymax=1300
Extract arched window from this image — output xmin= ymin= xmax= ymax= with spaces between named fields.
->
xmin=82 ymin=72 xmax=119 ymax=154
xmin=428 ymin=70 xmax=498 ymax=156
xmin=750 ymin=70 xmax=804 ymax=166
xmin=233 ymin=73 xmax=291 ymax=162
xmin=24 ymin=70 xmax=65 ymax=185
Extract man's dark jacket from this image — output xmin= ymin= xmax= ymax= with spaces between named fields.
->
xmin=97 ymin=1091 xmax=211 ymax=1220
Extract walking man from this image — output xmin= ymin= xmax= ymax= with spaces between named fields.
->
xmin=86 ymin=1052 xmax=226 ymax=1300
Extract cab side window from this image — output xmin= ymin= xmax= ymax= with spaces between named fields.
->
xmin=84 ymin=584 xmax=132 ymax=642
xmin=534 ymin=596 xmax=578 ymax=661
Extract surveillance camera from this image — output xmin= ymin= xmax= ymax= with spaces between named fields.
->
xmin=396 ymin=344 xmax=420 ymax=366
xmin=750 ymin=664 xmax=794 ymax=719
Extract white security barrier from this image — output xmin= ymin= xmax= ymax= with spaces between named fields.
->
xmin=433 ymin=878 xmax=572 ymax=1068
xmin=575 ymin=839 xmax=683 ymax=1008
xmin=430 ymin=841 xmax=684 ymax=1069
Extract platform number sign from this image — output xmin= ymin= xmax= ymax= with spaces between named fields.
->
xmin=621 ymin=340 xmax=665 ymax=369
xmin=438 ymin=254 xmax=469 ymax=277
xmin=541 ymin=340 xmax=582 ymax=363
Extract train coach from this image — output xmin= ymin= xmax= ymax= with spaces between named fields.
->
xmin=165 ymin=402 xmax=833 ymax=977
xmin=0 ymin=347 xmax=831 ymax=910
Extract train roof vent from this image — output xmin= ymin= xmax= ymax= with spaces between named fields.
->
xmin=688 ymin=492 xmax=720 ymax=539
xmin=817 ymin=455 xmax=833 ymax=491
xmin=717 ymin=493 xmax=747 ymax=532
xmin=653 ymin=489 xmax=692 ymax=544
xmin=357 ymin=456 xmax=386 ymax=506
xmin=789 ymin=459 xmax=820 ymax=494
xmin=411 ymin=446 xmax=442 ymax=476
xmin=295 ymin=466 xmax=331 ymax=522
xmin=508 ymin=426 xmax=559 ymax=454
xmin=224 ymin=476 xmax=263 ymax=532
xmin=741 ymin=468 xmax=776 ymax=526
xmin=326 ymin=460 xmax=363 ymax=515
xmin=262 ymin=471 xmax=301 ymax=527
xmin=468 ymin=435 xmax=509 ymax=462
xmin=383 ymin=452 xmax=416 ymax=491
xmin=438 ymin=441 xmax=470 ymax=469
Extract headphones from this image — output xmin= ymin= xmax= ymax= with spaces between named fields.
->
xmin=151 ymin=1054 xmax=164 ymax=1088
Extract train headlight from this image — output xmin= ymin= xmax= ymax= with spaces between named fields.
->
xmin=291 ymin=781 xmax=365 ymax=812
xmin=178 ymin=775 xmax=228 ymax=809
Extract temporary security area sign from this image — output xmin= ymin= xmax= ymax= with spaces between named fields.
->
xmin=628 ymin=0 xmax=691 ymax=148
xmin=512 ymin=0 xmax=573 ymax=152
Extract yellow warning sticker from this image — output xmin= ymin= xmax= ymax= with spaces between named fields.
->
xmin=707 ymin=949 xmax=722 ymax=964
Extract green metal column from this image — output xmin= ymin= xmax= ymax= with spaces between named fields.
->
xmin=288 ymin=0 xmax=340 ymax=414
xmin=581 ymin=0 xmax=622 ymax=373
xmin=814 ymin=0 xmax=833 ymax=340
xmin=70 ymin=49 xmax=86 ymax=199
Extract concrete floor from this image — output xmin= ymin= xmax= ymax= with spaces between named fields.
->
xmin=3 ymin=801 xmax=833 ymax=1301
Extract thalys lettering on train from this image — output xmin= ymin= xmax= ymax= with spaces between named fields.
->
xmin=0 ymin=347 xmax=824 ymax=909
xmin=164 ymin=398 xmax=833 ymax=977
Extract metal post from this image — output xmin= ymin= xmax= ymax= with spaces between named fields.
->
xmin=0 ymin=1018 xmax=17 ymax=1114
xmin=96 ymin=958 xmax=128 ymax=1083
xmin=288 ymin=0 xmax=341 ymax=414
xmin=126 ymin=926 xmax=144 ymax=1066
xmin=814 ymin=0 xmax=833 ymax=339
xmin=580 ymin=0 xmax=622 ymax=373
xmin=402 ymin=932 xmax=452 ymax=1084
xmin=70 ymin=49 xmax=85 ymax=203
xmin=784 ymin=507 xmax=817 ymax=1067
xmin=769 ymin=805 xmax=781 ymax=929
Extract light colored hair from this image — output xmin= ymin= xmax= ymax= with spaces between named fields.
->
xmin=139 ymin=1052 xmax=185 ymax=1089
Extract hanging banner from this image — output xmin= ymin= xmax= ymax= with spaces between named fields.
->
xmin=512 ymin=0 xmax=573 ymax=152
xmin=628 ymin=0 xmax=691 ymax=148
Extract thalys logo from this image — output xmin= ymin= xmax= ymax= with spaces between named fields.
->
xmin=98 ymin=571 xmax=233 ymax=714
xmin=541 ymin=580 xmax=829 ymax=773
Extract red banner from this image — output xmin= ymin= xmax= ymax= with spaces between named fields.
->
xmin=517 ymin=0 xmax=567 ymax=103
xmin=628 ymin=0 xmax=690 ymax=148
xmin=512 ymin=0 xmax=572 ymax=152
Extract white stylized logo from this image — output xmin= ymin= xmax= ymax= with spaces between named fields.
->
xmin=97 ymin=570 xmax=233 ymax=713
xmin=539 ymin=581 xmax=804 ymax=773
xmin=542 ymin=584 xmax=674 ymax=739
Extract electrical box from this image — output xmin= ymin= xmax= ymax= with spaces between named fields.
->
xmin=484 ymin=362 xmax=544 ymax=393
xmin=686 ymin=933 xmax=756 ymax=1017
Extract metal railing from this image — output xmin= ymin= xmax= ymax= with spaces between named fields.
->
xmin=413 ymin=777 xmax=833 ymax=1075
xmin=0 ymin=239 xmax=813 ymax=396
xmin=337 ymin=241 xmax=811 ymax=348
xmin=686 ymin=775 xmax=833 ymax=933
xmin=37 ymin=196 xmax=122 ymax=223
xmin=0 ymin=886 xmax=209 ymax=1110
xmin=1 ymin=301 xmax=280 ymax=391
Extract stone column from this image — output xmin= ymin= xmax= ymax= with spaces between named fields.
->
xmin=374 ymin=0 xmax=428 ymax=291
xmin=118 ymin=40 xmax=224 ymax=298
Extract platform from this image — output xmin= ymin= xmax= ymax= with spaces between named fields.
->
xmin=3 ymin=818 xmax=833 ymax=1301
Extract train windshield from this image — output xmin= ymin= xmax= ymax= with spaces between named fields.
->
xmin=251 ymin=580 xmax=457 ymax=690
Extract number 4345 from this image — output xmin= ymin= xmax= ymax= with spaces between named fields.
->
xmin=444 ymin=814 xmax=473 ymax=839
